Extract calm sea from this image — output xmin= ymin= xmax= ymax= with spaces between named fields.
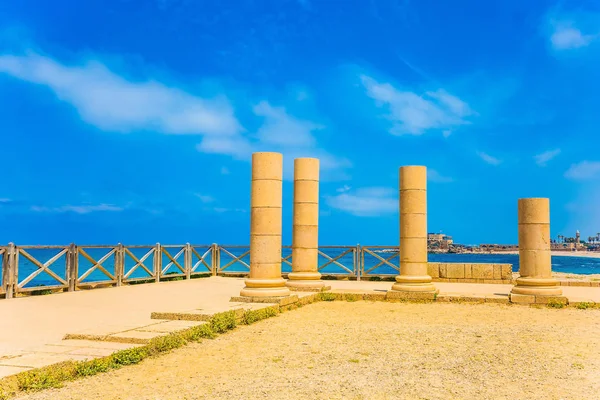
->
xmin=2 ymin=246 xmax=599 ymax=289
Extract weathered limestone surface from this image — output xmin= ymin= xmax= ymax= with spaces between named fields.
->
xmin=392 ymin=166 xmax=437 ymax=293
xmin=240 ymin=152 xmax=290 ymax=298
xmin=287 ymin=158 xmax=327 ymax=291
xmin=427 ymin=263 xmax=513 ymax=284
xmin=510 ymin=198 xmax=564 ymax=304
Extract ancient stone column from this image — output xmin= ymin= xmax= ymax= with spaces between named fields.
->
xmin=286 ymin=158 xmax=326 ymax=291
xmin=240 ymin=152 xmax=290 ymax=298
xmin=391 ymin=166 xmax=437 ymax=294
xmin=510 ymin=198 xmax=563 ymax=303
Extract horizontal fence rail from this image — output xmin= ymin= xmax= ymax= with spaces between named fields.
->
xmin=0 ymin=243 xmax=399 ymax=299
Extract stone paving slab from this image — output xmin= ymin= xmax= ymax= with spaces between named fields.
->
xmin=136 ymin=320 xmax=206 ymax=333
xmin=0 ymin=353 xmax=92 ymax=369
xmin=47 ymin=340 xmax=143 ymax=350
xmin=0 ymin=366 xmax=31 ymax=379
xmin=0 ymin=277 xmax=248 ymax=358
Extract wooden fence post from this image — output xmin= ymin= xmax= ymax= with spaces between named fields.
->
xmin=356 ymin=244 xmax=362 ymax=281
xmin=154 ymin=243 xmax=162 ymax=283
xmin=185 ymin=243 xmax=192 ymax=280
xmin=1 ymin=246 xmax=6 ymax=298
xmin=116 ymin=243 xmax=124 ymax=286
xmin=66 ymin=243 xmax=78 ymax=292
xmin=211 ymin=243 xmax=219 ymax=276
xmin=2 ymin=243 xmax=16 ymax=299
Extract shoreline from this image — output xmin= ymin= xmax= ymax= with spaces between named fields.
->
xmin=470 ymin=251 xmax=600 ymax=259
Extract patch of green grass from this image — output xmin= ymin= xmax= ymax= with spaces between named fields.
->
xmin=571 ymin=363 xmax=584 ymax=370
xmin=147 ymin=334 xmax=186 ymax=355
xmin=209 ymin=310 xmax=237 ymax=333
xmin=344 ymin=294 xmax=361 ymax=302
xmin=184 ymin=324 xmax=216 ymax=341
xmin=272 ymin=357 xmax=283 ymax=363
xmin=30 ymin=285 xmax=53 ymax=296
xmin=348 ymin=359 xmax=360 ymax=363
xmin=74 ymin=358 xmax=114 ymax=377
xmin=161 ymin=272 xmax=184 ymax=282
xmin=111 ymin=347 xmax=148 ymax=366
xmin=575 ymin=302 xmax=592 ymax=310
xmin=241 ymin=307 xmax=279 ymax=325
xmin=547 ymin=300 xmax=566 ymax=309
xmin=318 ymin=292 xmax=337 ymax=302
xmin=16 ymin=362 xmax=76 ymax=392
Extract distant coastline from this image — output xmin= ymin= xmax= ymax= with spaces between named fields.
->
xmin=468 ymin=250 xmax=600 ymax=259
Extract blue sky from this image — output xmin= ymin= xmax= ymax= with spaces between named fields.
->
xmin=1 ymin=0 xmax=600 ymax=245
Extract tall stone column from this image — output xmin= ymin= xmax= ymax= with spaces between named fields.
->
xmin=391 ymin=166 xmax=437 ymax=294
xmin=286 ymin=158 xmax=326 ymax=291
xmin=510 ymin=198 xmax=564 ymax=304
xmin=240 ymin=152 xmax=290 ymax=298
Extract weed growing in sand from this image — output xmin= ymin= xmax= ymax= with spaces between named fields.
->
xmin=348 ymin=359 xmax=360 ymax=363
xmin=185 ymin=324 xmax=217 ymax=341
xmin=318 ymin=292 xmax=337 ymax=302
xmin=344 ymin=294 xmax=361 ymax=302
xmin=210 ymin=310 xmax=237 ymax=333
xmin=74 ymin=358 xmax=114 ymax=376
xmin=575 ymin=302 xmax=592 ymax=310
xmin=16 ymin=362 xmax=76 ymax=392
xmin=571 ymin=363 xmax=584 ymax=369
xmin=242 ymin=307 xmax=279 ymax=325
xmin=547 ymin=300 xmax=566 ymax=309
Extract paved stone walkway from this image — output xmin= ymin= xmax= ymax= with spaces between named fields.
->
xmin=1 ymin=277 xmax=599 ymax=379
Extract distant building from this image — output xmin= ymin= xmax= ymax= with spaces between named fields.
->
xmin=427 ymin=233 xmax=453 ymax=250
xmin=555 ymin=230 xmax=586 ymax=250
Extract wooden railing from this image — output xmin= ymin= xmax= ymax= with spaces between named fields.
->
xmin=214 ymin=245 xmax=360 ymax=277
xmin=0 ymin=243 xmax=399 ymax=299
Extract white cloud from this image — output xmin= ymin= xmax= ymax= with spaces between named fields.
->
xmin=195 ymin=194 xmax=214 ymax=203
xmin=442 ymin=130 xmax=452 ymax=138
xmin=477 ymin=151 xmax=502 ymax=166
xmin=31 ymin=203 xmax=123 ymax=214
xmin=564 ymin=161 xmax=600 ymax=180
xmin=0 ymin=51 xmax=350 ymax=180
xmin=550 ymin=24 xmax=596 ymax=50
xmin=196 ymin=136 xmax=253 ymax=160
xmin=534 ymin=148 xmax=561 ymax=166
xmin=253 ymin=101 xmax=322 ymax=148
xmin=360 ymin=75 xmax=474 ymax=135
xmin=336 ymin=185 xmax=351 ymax=193
xmin=0 ymin=52 xmax=243 ymax=136
xmin=202 ymin=100 xmax=350 ymax=179
xmin=427 ymin=169 xmax=453 ymax=183
xmin=325 ymin=187 xmax=396 ymax=217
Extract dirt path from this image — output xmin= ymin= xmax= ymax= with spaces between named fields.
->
xmin=16 ymin=302 xmax=600 ymax=400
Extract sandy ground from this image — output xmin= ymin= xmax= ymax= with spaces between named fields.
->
xmin=16 ymin=302 xmax=600 ymax=400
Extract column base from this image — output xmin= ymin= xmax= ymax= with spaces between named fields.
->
xmin=231 ymin=294 xmax=299 ymax=306
xmin=240 ymin=277 xmax=290 ymax=298
xmin=391 ymin=275 xmax=437 ymax=293
xmin=509 ymin=293 xmax=568 ymax=305
xmin=286 ymin=282 xmax=331 ymax=292
xmin=286 ymin=272 xmax=328 ymax=291
xmin=510 ymin=277 xmax=562 ymax=296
